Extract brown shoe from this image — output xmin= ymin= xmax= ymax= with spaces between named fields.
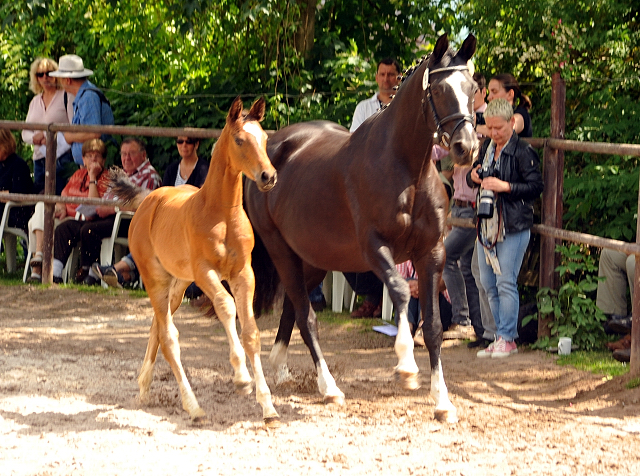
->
xmin=606 ymin=333 xmax=631 ymax=351
xmin=613 ymin=348 xmax=631 ymax=362
xmin=373 ymin=303 xmax=383 ymax=318
xmin=351 ymin=300 xmax=377 ymax=318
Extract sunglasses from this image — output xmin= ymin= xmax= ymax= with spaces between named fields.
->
xmin=176 ymin=139 xmax=198 ymax=145
xmin=35 ymin=72 xmax=52 ymax=78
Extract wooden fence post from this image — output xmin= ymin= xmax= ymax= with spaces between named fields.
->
xmin=538 ymin=72 xmax=565 ymax=337
xmin=41 ymin=130 xmax=57 ymax=284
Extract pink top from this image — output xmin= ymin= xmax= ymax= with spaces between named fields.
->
xmin=22 ymin=89 xmax=74 ymax=161
xmin=451 ymin=164 xmax=477 ymax=202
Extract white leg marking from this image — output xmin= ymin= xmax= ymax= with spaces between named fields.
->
xmin=394 ymin=310 xmax=420 ymax=375
xmin=269 ymin=341 xmax=294 ymax=386
xmin=316 ymin=359 xmax=345 ymax=404
xmin=431 ymin=358 xmax=457 ymax=423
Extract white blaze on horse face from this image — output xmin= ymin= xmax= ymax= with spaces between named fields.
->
xmin=444 ymin=70 xmax=472 ymax=114
xmin=243 ymin=122 xmax=266 ymax=149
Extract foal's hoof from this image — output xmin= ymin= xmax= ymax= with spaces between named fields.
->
xmin=395 ymin=370 xmax=421 ymax=391
xmin=434 ymin=407 xmax=458 ymax=424
xmin=235 ymin=381 xmax=254 ymax=396
xmin=323 ymin=394 xmax=346 ymax=406
xmin=190 ymin=407 xmax=207 ymax=424
xmin=264 ymin=416 xmax=281 ymax=429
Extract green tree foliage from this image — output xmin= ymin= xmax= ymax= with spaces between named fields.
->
xmin=1 ymin=0 xmax=639 ymax=241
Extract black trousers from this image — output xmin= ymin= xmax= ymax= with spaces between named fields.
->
xmin=343 ymin=271 xmax=383 ymax=304
xmin=54 ymin=216 xmax=118 ymax=268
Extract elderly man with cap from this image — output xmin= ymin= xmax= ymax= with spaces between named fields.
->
xmin=49 ymin=54 xmax=114 ymax=167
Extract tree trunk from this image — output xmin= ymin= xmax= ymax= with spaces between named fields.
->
xmin=294 ymin=0 xmax=317 ymax=56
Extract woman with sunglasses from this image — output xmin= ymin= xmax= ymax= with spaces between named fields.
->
xmin=163 ymin=136 xmax=209 ymax=187
xmin=22 ymin=57 xmax=75 ymax=194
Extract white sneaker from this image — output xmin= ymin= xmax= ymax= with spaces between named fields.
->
xmin=476 ymin=340 xmax=496 ymax=358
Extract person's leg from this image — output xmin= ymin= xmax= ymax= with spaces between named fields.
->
xmin=596 ymin=249 xmax=630 ymax=317
xmin=442 ymin=229 xmax=473 ymax=326
xmin=79 ymin=217 xmax=116 ymax=268
xmin=344 ymin=271 xmax=383 ymax=317
xmin=492 ymin=229 xmax=530 ymax=341
xmin=27 ymin=202 xmax=45 ymax=280
xmin=626 ymin=253 xmax=635 ymax=305
xmin=53 ymin=220 xmax=84 ymax=279
xmin=461 ymin=244 xmax=482 ymax=337
xmin=472 ymin=244 xmax=496 ymax=341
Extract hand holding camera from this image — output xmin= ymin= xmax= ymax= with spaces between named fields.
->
xmin=475 ymin=163 xmax=510 ymax=219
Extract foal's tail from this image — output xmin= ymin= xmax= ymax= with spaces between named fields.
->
xmin=108 ymin=168 xmax=151 ymax=210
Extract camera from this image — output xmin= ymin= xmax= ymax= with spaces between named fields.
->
xmin=476 ymin=164 xmax=499 ymax=219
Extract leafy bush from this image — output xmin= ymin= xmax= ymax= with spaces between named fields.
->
xmin=525 ymin=243 xmax=608 ymax=351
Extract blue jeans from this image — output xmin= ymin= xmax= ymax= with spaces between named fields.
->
xmin=442 ymin=205 xmax=477 ymax=326
xmin=476 ymin=229 xmax=530 ymax=341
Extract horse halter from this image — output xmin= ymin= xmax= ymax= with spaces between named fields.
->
xmin=421 ymin=64 xmax=474 ymax=149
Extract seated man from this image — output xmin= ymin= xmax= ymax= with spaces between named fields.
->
xmin=596 ymin=248 xmax=634 ymax=362
xmin=80 ymin=137 xmax=161 ymax=284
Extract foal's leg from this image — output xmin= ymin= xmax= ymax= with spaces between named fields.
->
xmin=228 ymin=265 xmax=279 ymax=426
xmin=415 ymin=244 xmax=457 ymax=423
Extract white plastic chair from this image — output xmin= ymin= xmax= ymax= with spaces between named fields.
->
xmin=0 ymin=201 xmax=30 ymax=280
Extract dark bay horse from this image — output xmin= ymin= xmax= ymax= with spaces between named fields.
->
xmin=116 ymin=97 xmax=280 ymax=426
xmin=246 ymin=34 xmax=478 ymax=423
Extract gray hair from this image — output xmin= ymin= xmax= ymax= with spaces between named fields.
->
xmin=484 ymin=98 xmax=514 ymax=121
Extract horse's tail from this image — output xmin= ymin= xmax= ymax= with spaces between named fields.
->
xmin=108 ymin=167 xmax=151 ymax=210
xmin=251 ymin=223 xmax=281 ymax=318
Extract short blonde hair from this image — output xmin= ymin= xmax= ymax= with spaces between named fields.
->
xmin=484 ymin=98 xmax=514 ymax=122
xmin=29 ymin=57 xmax=61 ymax=94
xmin=82 ymin=139 xmax=107 ymax=158
xmin=0 ymin=129 xmax=17 ymax=157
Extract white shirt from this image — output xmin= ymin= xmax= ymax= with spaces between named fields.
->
xmin=350 ymin=94 xmax=383 ymax=132
xmin=22 ymin=89 xmax=74 ymax=161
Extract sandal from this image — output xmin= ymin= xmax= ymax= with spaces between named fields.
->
xmin=29 ymin=251 xmax=43 ymax=268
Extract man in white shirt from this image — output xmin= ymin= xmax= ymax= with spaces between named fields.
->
xmin=350 ymin=58 xmax=402 ymax=132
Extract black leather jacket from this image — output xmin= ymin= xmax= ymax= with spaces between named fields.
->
xmin=467 ymin=132 xmax=544 ymax=233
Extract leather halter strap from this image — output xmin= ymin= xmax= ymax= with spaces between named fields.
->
xmin=422 ymin=64 xmax=474 ymax=149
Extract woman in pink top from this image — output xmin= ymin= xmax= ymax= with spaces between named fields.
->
xmin=22 ymin=57 xmax=74 ymax=194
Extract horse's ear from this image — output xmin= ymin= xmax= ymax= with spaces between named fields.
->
xmin=248 ymin=97 xmax=266 ymax=122
xmin=456 ymin=34 xmax=476 ymax=62
xmin=431 ymin=34 xmax=449 ymax=65
xmin=228 ymin=96 xmax=243 ymax=124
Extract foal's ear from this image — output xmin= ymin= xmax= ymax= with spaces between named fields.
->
xmin=456 ymin=34 xmax=476 ymax=62
xmin=431 ymin=33 xmax=449 ymax=65
xmin=247 ymin=97 xmax=266 ymax=122
xmin=228 ymin=96 xmax=244 ymax=124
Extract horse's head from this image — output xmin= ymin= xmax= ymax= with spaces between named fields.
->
xmin=226 ymin=96 xmax=277 ymax=192
xmin=422 ymin=34 xmax=479 ymax=165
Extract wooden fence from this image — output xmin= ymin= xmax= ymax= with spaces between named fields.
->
xmin=1 ymin=80 xmax=640 ymax=373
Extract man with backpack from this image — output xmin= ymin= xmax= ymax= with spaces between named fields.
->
xmin=49 ymin=55 xmax=115 ymax=167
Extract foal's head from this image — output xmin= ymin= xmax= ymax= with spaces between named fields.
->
xmin=225 ymin=96 xmax=277 ymax=192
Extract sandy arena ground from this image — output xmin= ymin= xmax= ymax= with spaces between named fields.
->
xmin=1 ymin=285 xmax=639 ymax=475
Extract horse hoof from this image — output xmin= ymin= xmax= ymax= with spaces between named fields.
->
xmin=434 ymin=408 xmax=458 ymax=424
xmin=395 ymin=371 xmax=421 ymax=391
xmin=323 ymin=394 xmax=346 ymax=406
xmin=235 ymin=381 xmax=254 ymax=395
xmin=264 ymin=416 xmax=281 ymax=429
xmin=190 ymin=408 xmax=207 ymax=424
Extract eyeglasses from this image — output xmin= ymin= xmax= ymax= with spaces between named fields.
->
xmin=176 ymin=139 xmax=197 ymax=145
xmin=35 ymin=72 xmax=52 ymax=78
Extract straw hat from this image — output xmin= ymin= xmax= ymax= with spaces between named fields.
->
xmin=48 ymin=55 xmax=93 ymax=78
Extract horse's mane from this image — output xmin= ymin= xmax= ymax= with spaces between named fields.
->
xmin=381 ymin=45 xmax=456 ymax=112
